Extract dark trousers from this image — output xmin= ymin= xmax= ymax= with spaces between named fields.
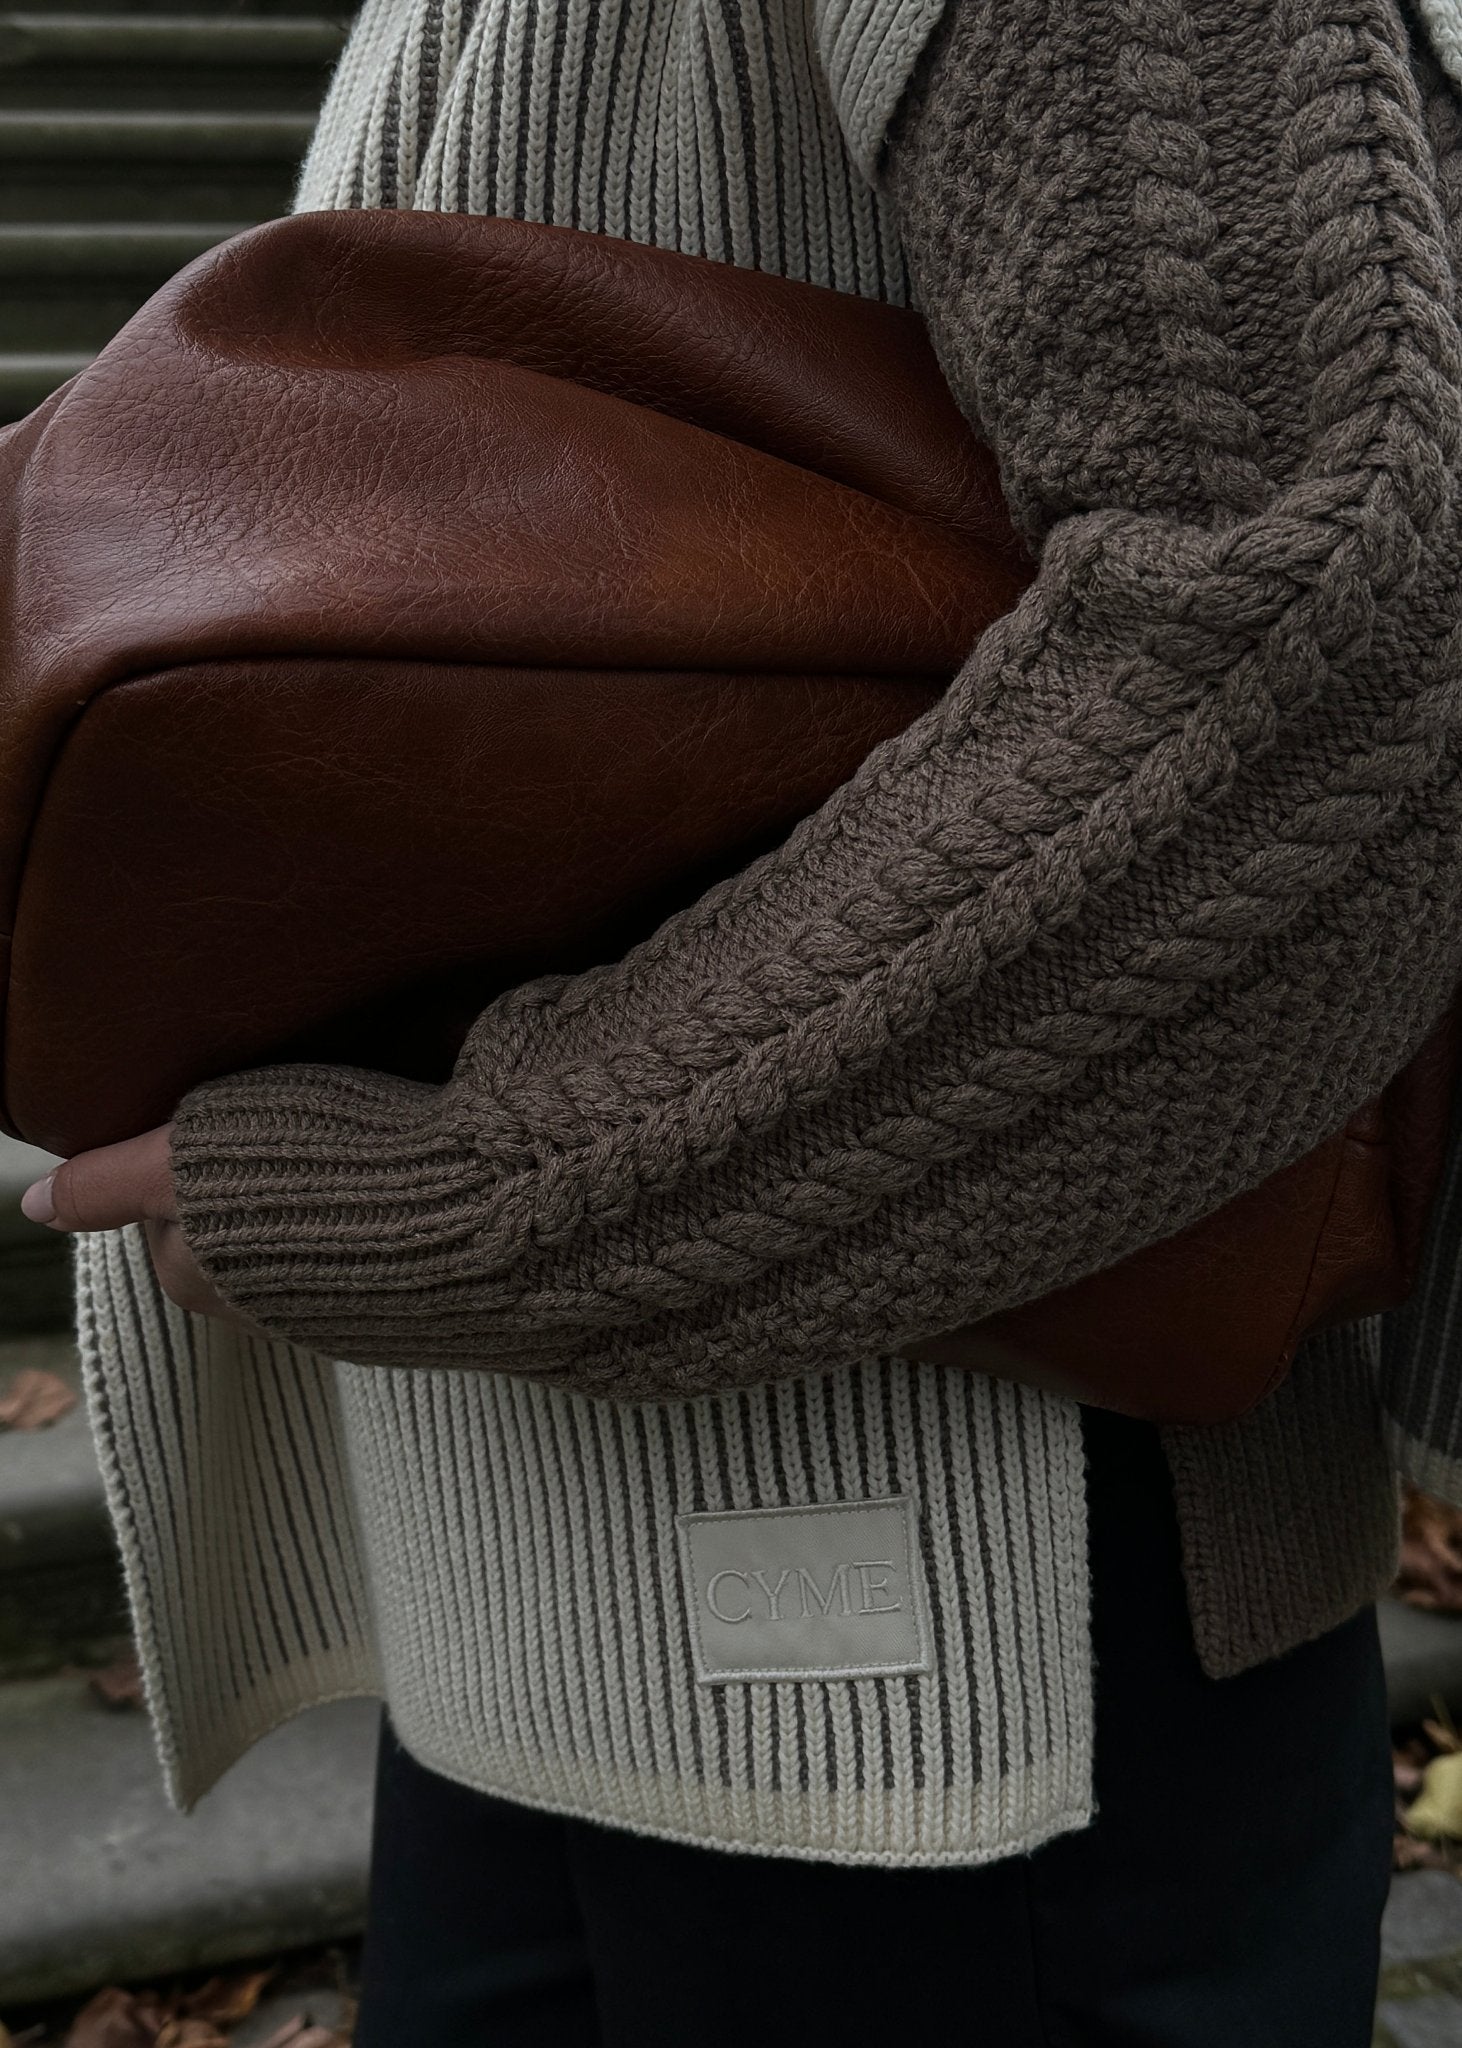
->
xmin=354 ymin=1408 xmax=1394 ymax=2047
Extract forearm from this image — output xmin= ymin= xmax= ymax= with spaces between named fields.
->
xmin=170 ymin=0 xmax=1462 ymax=1393
xmin=171 ymin=641 xmax=1462 ymax=1393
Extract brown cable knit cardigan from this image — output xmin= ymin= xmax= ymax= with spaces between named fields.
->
xmin=170 ymin=0 xmax=1462 ymax=1424
xmin=70 ymin=0 xmax=1462 ymax=1856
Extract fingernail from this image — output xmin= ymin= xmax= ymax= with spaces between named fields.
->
xmin=21 ymin=1173 xmax=56 ymax=1224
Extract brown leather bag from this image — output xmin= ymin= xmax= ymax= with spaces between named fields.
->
xmin=0 ymin=208 xmax=1451 ymax=1424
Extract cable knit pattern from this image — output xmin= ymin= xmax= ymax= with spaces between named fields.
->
xmin=172 ymin=0 xmax=1462 ymax=1406
xmin=71 ymin=0 xmax=1462 ymax=1864
xmin=80 ymin=0 xmax=1109 ymax=1867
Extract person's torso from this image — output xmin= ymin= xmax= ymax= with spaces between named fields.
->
xmin=289 ymin=0 xmax=1098 ymax=1870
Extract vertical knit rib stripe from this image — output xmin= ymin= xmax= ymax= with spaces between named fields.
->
xmin=1383 ymin=1082 xmax=1462 ymax=1506
xmin=332 ymin=1356 xmax=1092 ymax=1863
xmin=1163 ymin=1324 xmax=1401 ymax=1680
xmin=294 ymin=0 xmax=914 ymax=303
xmin=76 ymin=0 xmax=1099 ymax=1866
xmin=80 ymin=1227 xmax=1094 ymax=1860
xmin=77 ymin=1226 xmax=378 ymax=1797
xmin=815 ymin=0 xmax=950 ymax=181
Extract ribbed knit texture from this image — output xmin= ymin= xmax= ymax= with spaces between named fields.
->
xmin=291 ymin=0 xmax=939 ymax=293
xmin=81 ymin=1222 xmax=1095 ymax=1859
xmin=1163 ymin=1326 xmax=1402 ymax=1676
xmin=78 ymin=0 xmax=1462 ymax=1860
xmin=78 ymin=1229 xmax=379 ymax=1789
xmin=336 ymin=1345 xmax=1090 ymax=1863
xmin=172 ymin=0 xmax=1462 ymax=1404
xmin=78 ymin=0 xmax=1105 ymax=1866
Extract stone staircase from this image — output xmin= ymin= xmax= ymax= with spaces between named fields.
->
xmin=0 ymin=1136 xmax=376 ymax=2014
xmin=0 ymin=1 xmax=346 ymax=422
xmin=0 ymin=8 xmax=375 ymax=2012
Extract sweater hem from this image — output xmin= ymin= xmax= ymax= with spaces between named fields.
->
xmin=384 ymin=1721 xmax=1096 ymax=1868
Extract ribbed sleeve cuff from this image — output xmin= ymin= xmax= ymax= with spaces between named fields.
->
xmin=169 ymin=1061 xmax=484 ymax=1359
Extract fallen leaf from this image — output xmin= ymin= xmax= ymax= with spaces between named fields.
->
xmin=1405 ymin=1750 xmax=1462 ymax=1839
xmin=88 ymin=1648 xmax=145 ymax=1712
xmin=1395 ymin=1745 xmax=1427 ymax=1799
xmin=1394 ymin=1829 xmax=1454 ymax=1870
xmin=1397 ymin=1489 xmax=1462 ymax=1612
xmin=0 ymin=1367 xmax=77 ymax=1431
xmin=181 ymin=1974 xmax=272 ymax=2027
xmin=1423 ymin=1716 xmax=1462 ymax=1756
xmin=65 ymin=1964 xmax=344 ymax=2048
xmin=65 ymin=1988 xmax=161 ymax=2048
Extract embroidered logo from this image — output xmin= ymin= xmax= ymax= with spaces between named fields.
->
xmin=676 ymin=1496 xmax=931 ymax=1685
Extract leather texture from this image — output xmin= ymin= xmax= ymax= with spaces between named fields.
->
xmin=910 ymin=1008 xmax=1460 ymax=1422
xmin=0 ymin=208 xmax=1450 ymax=1422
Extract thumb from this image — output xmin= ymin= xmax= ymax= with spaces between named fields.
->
xmin=23 ymin=1125 xmax=177 ymax=1232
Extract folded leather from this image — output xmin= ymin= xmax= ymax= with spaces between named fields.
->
xmin=0 ymin=203 xmax=1449 ymax=1425
xmin=0 ymin=211 xmax=1016 ymax=1148
xmin=1 ymin=199 xmax=1458 ymax=1420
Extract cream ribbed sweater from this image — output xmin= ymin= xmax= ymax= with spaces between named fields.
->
xmin=79 ymin=0 xmax=1458 ymax=1866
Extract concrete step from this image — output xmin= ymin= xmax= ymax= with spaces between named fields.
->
xmin=0 ymin=219 xmax=243 ymax=270
xmin=0 ymin=172 xmax=290 ymax=224
xmin=0 ymin=1334 xmax=108 ymax=1574
xmin=0 ymin=14 xmax=344 ymax=111
xmin=0 ymin=221 xmax=243 ymax=350
xmin=0 ymin=13 xmax=344 ymax=67
xmin=1381 ymin=1594 xmax=1462 ymax=1728
xmin=0 ymin=1135 xmax=71 ymax=1332
xmin=1376 ymin=1871 xmax=1462 ymax=2048
xmin=0 ymin=1330 xmax=128 ymax=1680
xmin=0 ymin=1130 xmax=125 ymax=1678
xmin=0 ymin=349 xmax=91 ymax=421
xmin=0 ymin=1130 xmax=373 ymax=2013
xmin=38 ymin=2 xmax=344 ymax=14
xmin=0 ymin=1675 xmax=375 ymax=2006
xmin=0 ymin=109 xmax=311 ymax=221
xmin=0 ymin=107 xmax=316 ymax=157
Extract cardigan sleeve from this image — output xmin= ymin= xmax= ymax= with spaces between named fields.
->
xmin=168 ymin=0 xmax=1462 ymax=1399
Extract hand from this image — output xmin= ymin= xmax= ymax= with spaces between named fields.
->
xmin=21 ymin=1125 xmax=262 ymax=1330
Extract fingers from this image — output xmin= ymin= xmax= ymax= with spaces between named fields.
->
xmin=24 ymin=1124 xmax=177 ymax=1232
xmin=18 ymin=1122 xmax=263 ymax=1336
xmin=145 ymin=1215 xmax=215 ymax=1314
xmin=144 ymin=1215 xmax=271 ymax=1336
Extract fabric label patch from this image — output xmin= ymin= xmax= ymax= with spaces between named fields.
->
xmin=676 ymin=1496 xmax=931 ymax=1685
